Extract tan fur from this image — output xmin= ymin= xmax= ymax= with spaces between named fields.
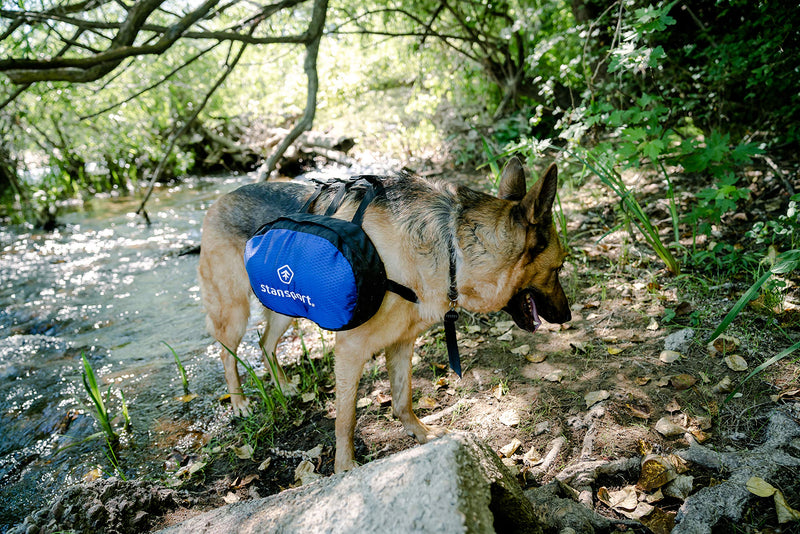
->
xmin=198 ymin=160 xmax=569 ymax=472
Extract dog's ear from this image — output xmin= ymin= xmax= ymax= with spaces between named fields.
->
xmin=498 ymin=157 xmax=527 ymax=201
xmin=521 ymin=163 xmax=558 ymax=224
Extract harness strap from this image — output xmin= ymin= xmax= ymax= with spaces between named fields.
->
xmin=443 ymin=229 xmax=462 ymax=377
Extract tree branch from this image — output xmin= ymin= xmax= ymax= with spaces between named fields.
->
xmin=262 ymin=0 xmax=328 ymax=177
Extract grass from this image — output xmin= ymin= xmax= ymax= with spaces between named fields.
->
xmin=81 ymin=352 xmax=118 ymax=443
xmin=163 ymin=341 xmax=190 ymax=394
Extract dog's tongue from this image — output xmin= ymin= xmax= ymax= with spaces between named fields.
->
xmin=528 ymin=293 xmax=542 ymax=333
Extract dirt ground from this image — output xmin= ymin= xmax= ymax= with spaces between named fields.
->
xmin=151 ymin=163 xmax=800 ymax=533
xmin=14 ymin=162 xmax=800 ymax=534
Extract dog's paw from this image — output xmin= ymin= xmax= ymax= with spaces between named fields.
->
xmin=231 ymin=396 xmax=252 ymax=418
xmin=406 ymin=422 xmax=449 ymax=444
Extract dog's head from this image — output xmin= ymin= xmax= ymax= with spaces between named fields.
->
xmin=499 ymin=157 xmax=571 ymax=330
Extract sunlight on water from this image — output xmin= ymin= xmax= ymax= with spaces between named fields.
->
xmin=0 ymin=175 xmax=252 ymax=530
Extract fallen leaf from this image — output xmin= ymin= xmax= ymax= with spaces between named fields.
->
xmin=647 ymin=317 xmax=660 ymax=331
xmin=597 ymin=486 xmax=640 ymax=512
xmin=640 ymin=506 xmax=676 ymax=534
xmin=639 ymin=455 xmax=677 ymax=491
xmin=294 ymin=460 xmax=320 ymax=485
xmin=724 ymin=354 xmax=748 ymax=372
xmin=434 ymin=376 xmax=449 ymax=389
xmin=494 ymin=320 xmax=516 ymax=330
xmin=233 ymin=444 xmax=254 ymax=460
xmin=416 ymin=396 xmax=437 ymax=410
xmin=626 ymin=404 xmax=651 ymax=419
xmin=511 ymin=344 xmax=531 ymax=356
xmin=690 ymin=429 xmax=711 ymax=442
xmin=491 ymin=383 xmax=506 ymax=400
xmin=497 ymin=330 xmax=514 ymax=342
xmin=667 ymin=454 xmax=689 ymax=474
xmin=176 ymin=393 xmax=198 ymax=403
xmin=699 ymin=371 xmax=711 ymax=384
xmin=774 ymin=488 xmax=800 ymax=523
xmin=607 ymin=346 xmax=623 ymax=355
xmin=645 ymin=488 xmax=665 ymax=503
xmin=83 ymin=468 xmax=103 ymax=482
xmin=305 ymin=444 xmax=323 ymax=459
xmin=570 ymin=342 xmax=589 ymax=354
xmin=655 ymin=376 xmax=672 ymax=387
xmin=585 ymin=389 xmax=610 ymax=408
xmin=711 ymin=376 xmax=733 ymax=394
xmin=635 ymin=376 xmax=651 ymax=386
xmin=675 ymin=301 xmax=693 ymax=316
xmin=236 ymin=473 xmax=259 ymax=488
xmin=659 ymin=350 xmax=681 ymax=363
xmin=665 ymin=398 xmax=681 ymax=413
xmin=670 ymin=374 xmax=697 ymax=390
xmin=223 ymin=492 xmax=239 ymax=504
xmin=301 ymin=392 xmax=316 ymax=403
xmin=747 ymin=476 xmax=777 ymax=497
xmin=709 ymin=335 xmax=740 ymax=355
xmin=654 ymin=417 xmax=685 ymax=438
xmin=356 ymin=397 xmax=372 ymax=409
xmin=499 ymin=438 xmax=523 ymax=457
xmin=258 ymin=458 xmax=271 ymax=471
xmin=465 ymin=325 xmax=482 ymax=334
xmin=499 ymin=410 xmax=520 ymax=427
xmin=525 ymin=352 xmax=547 ymax=363
xmin=663 ymin=475 xmax=694 ymax=500
xmin=777 ymin=388 xmax=800 ymax=401
xmin=544 ymin=370 xmax=564 ymax=382
xmin=523 ymin=447 xmax=541 ymax=464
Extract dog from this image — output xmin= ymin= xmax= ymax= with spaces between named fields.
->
xmin=198 ymin=157 xmax=571 ymax=472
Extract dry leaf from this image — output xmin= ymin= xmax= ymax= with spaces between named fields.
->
xmin=585 ymin=389 xmax=610 ymax=408
xmin=670 ymin=374 xmax=697 ymax=390
xmin=667 ymin=454 xmax=689 ymax=474
xmin=305 ymin=444 xmax=323 ymax=459
xmin=711 ymin=376 xmax=733 ymax=394
xmin=544 ymin=370 xmax=564 ymax=382
xmin=659 ymin=350 xmax=681 ymax=363
xmin=498 ymin=330 xmax=514 ymax=341
xmin=747 ymin=476 xmax=777 ymax=497
xmin=626 ymin=404 xmax=651 ymax=419
xmin=434 ymin=376 xmax=449 ymax=389
xmin=258 ymin=458 xmax=271 ymax=471
xmin=647 ymin=317 xmax=660 ymax=331
xmin=294 ymin=460 xmax=320 ymax=485
xmin=639 ymin=455 xmax=677 ymax=491
xmin=491 ymin=383 xmax=506 ymax=400
xmin=499 ymin=438 xmax=523 ymax=457
xmin=635 ymin=376 xmax=651 ymax=386
xmin=665 ymin=398 xmax=681 ymax=413
xmin=597 ymin=486 xmax=640 ymax=512
xmin=607 ymin=346 xmax=624 ymax=355
xmin=675 ymin=301 xmax=693 ymax=316
xmin=356 ymin=397 xmax=372 ymax=408
xmin=511 ymin=344 xmax=531 ymax=356
xmin=301 ymin=392 xmax=316 ymax=403
xmin=176 ymin=393 xmax=198 ymax=403
xmin=223 ymin=492 xmax=239 ymax=504
xmin=724 ymin=354 xmax=748 ymax=371
xmin=656 ymin=376 xmax=672 ymax=387
xmin=465 ymin=325 xmax=482 ymax=334
xmin=375 ymin=392 xmax=392 ymax=405
xmin=525 ymin=352 xmax=547 ymax=363
xmin=233 ymin=444 xmax=254 ymax=460
xmin=640 ymin=506 xmax=676 ymax=534
xmin=654 ymin=417 xmax=685 ymax=438
xmin=709 ymin=335 xmax=740 ymax=355
xmin=416 ymin=396 xmax=437 ymax=410
xmin=774 ymin=488 xmax=800 ymax=523
xmin=645 ymin=488 xmax=665 ymax=503
xmin=499 ymin=410 xmax=520 ymax=427
xmin=663 ymin=475 xmax=694 ymax=500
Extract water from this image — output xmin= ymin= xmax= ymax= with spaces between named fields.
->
xmin=0 ymin=175 xmax=255 ymax=530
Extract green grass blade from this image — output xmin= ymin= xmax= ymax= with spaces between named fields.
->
xmin=163 ymin=341 xmax=190 ymax=393
xmin=724 ymin=340 xmax=800 ymax=404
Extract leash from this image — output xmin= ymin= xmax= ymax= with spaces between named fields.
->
xmin=444 ymin=227 xmax=462 ymax=377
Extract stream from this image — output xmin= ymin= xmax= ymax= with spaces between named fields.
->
xmin=0 ymin=175 xmax=255 ymax=530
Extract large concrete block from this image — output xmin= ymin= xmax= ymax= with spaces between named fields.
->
xmin=157 ymin=433 xmax=543 ymax=534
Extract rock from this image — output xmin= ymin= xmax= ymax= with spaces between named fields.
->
xmin=664 ymin=328 xmax=695 ymax=353
xmin=156 ymin=433 xmax=545 ymax=534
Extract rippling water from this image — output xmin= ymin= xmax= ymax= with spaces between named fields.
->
xmin=0 ymin=175 xmax=255 ymax=530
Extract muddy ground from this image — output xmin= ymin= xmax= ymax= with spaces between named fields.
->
xmin=13 ymin=161 xmax=800 ymax=534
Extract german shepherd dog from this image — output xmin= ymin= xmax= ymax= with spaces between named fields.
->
xmin=198 ymin=157 xmax=571 ymax=472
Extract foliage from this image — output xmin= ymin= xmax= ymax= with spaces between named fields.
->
xmin=80 ymin=352 xmax=127 ymax=443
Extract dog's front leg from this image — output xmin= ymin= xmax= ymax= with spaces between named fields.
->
xmin=333 ymin=344 xmax=371 ymax=473
xmin=385 ymin=340 xmax=448 ymax=444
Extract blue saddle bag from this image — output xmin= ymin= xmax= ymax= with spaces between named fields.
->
xmin=244 ymin=177 xmax=415 ymax=331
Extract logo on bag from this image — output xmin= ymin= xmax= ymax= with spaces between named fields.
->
xmin=277 ymin=265 xmax=294 ymax=284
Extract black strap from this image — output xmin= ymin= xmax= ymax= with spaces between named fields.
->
xmin=324 ymin=182 xmax=351 ymax=216
xmin=387 ymin=280 xmax=418 ymax=303
xmin=444 ymin=231 xmax=462 ymax=377
xmin=299 ymin=186 xmax=324 ymax=213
